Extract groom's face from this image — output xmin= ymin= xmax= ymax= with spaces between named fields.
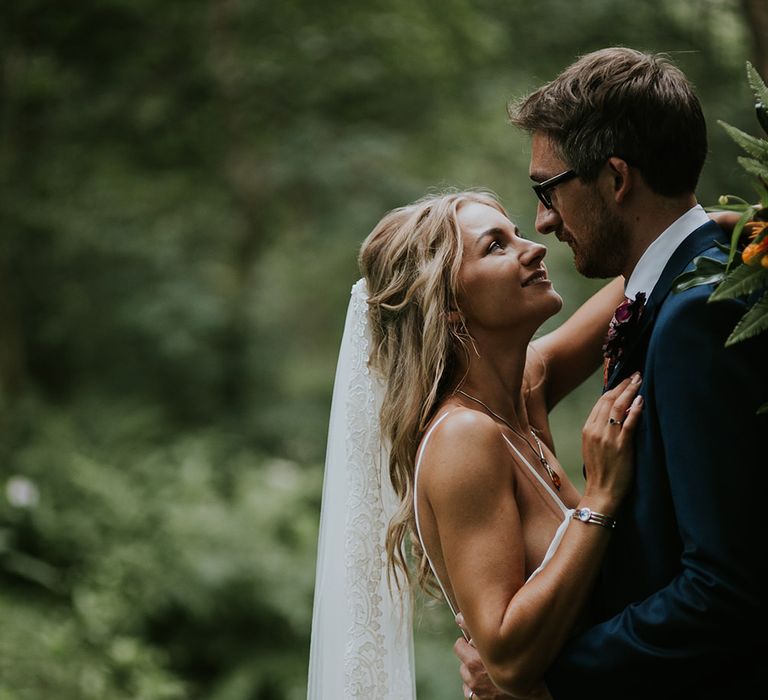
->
xmin=529 ymin=133 xmax=627 ymax=278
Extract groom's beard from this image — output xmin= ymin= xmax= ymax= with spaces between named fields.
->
xmin=572 ymin=195 xmax=630 ymax=279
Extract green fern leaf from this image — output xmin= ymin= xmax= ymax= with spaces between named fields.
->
xmin=709 ymin=263 xmax=768 ymax=301
xmin=738 ymin=156 xmax=768 ymax=180
xmin=718 ymin=121 xmax=768 ymax=160
xmin=747 ymin=62 xmax=768 ymax=112
xmin=725 ymin=290 xmax=768 ymax=346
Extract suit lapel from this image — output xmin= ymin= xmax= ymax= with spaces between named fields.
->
xmin=606 ymin=220 xmax=728 ymax=389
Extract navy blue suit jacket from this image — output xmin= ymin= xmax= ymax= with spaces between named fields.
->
xmin=546 ymin=221 xmax=768 ymax=699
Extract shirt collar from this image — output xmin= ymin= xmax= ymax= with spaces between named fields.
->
xmin=624 ymin=204 xmax=710 ymax=301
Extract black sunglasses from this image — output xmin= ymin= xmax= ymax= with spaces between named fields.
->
xmin=532 ymin=169 xmax=577 ymax=209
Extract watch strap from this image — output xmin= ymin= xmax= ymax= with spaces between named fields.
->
xmin=572 ymin=507 xmax=616 ymax=529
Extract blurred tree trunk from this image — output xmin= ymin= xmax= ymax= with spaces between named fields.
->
xmin=209 ymin=0 xmax=269 ymax=411
xmin=0 ymin=46 xmax=27 ymax=400
xmin=741 ymin=0 xmax=768 ymax=79
xmin=0 ymin=256 xmax=25 ymax=400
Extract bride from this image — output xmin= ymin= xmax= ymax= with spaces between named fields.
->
xmin=308 ymin=190 xmax=643 ymax=699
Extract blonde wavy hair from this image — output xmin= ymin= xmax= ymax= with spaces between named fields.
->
xmin=358 ymin=189 xmax=508 ymax=594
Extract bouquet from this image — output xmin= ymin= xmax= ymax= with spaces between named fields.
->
xmin=674 ymin=62 xmax=768 ymax=413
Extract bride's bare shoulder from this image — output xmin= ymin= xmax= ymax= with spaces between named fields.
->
xmin=422 ymin=405 xmax=498 ymax=447
xmin=418 ymin=407 xmax=512 ymax=500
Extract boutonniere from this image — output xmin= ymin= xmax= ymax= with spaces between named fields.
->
xmin=603 ymin=292 xmax=646 ymax=385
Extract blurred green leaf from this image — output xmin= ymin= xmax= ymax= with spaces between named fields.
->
xmin=718 ymin=120 xmax=768 ymax=160
xmin=709 ymin=261 xmax=768 ymax=301
xmin=673 ymin=256 xmax=727 ymax=293
xmin=738 ymin=156 xmax=768 ymax=180
xmin=746 ymin=61 xmax=768 ymax=116
xmin=726 ymin=290 xmax=768 ymax=345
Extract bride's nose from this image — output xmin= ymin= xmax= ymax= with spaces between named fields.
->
xmin=519 ymin=240 xmax=547 ymax=266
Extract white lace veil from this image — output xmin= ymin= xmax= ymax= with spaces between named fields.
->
xmin=308 ymin=279 xmax=417 ymax=699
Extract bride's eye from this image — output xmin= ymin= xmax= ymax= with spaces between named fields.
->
xmin=488 ymin=239 xmax=504 ymax=253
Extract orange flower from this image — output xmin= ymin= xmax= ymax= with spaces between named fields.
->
xmin=744 ymin=220 xmax=768 ymax=241
xmin=742 ymin=236 xmax=768 ymax=265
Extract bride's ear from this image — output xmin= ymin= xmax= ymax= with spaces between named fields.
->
xmin=605 ymin=156 xmax=633 ymax=204
xmin=446 ymin=309 xmax=462 ymax=324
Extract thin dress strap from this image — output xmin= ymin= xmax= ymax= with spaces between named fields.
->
xmin=501 ymin=435 xmax=575 ymax=580
xmin=500 ymin=435 xmax=569 ymax=515
xmin=413 ymin=411 xmax=461 ymax=619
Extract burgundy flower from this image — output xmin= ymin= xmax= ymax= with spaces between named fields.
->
xmin=614 ymin=301 xmax=635 ymax=323
xmin=602 ymin=292 xmax=646 ymax=386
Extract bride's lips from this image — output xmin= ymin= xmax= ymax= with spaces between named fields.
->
xmin=522 ymin=269 xmax=550 ymax=287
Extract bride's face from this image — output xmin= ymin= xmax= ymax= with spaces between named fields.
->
xmin=455 ymin=201 xmax=562 ymax=334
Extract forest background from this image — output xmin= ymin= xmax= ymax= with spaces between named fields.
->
xmin=1 ymin=0 xmax=766 ymax=698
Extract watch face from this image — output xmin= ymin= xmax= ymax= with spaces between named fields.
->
xmin=576 ymin=508 xmax=591 ymax=522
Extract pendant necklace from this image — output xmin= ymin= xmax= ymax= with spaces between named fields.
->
xmin=455 ymin=389 xmax=561 ymax=491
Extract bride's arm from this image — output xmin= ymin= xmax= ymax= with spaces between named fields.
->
xmin=531 ymin=276 xmax=624 ymax=410
xmin=426 ymin=379 xmax=642 ymax=698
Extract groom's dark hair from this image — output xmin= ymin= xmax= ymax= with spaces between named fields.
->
xmin=509 ymin=47 xmax=707 ymax=197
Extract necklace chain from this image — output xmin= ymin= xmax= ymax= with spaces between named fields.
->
xmin=455 ymin=389 xmax=561 ymax=491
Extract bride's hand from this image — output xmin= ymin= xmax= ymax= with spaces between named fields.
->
xmin=455 ymin=615 xmax=553 ymax=700
xmin=581 ymin=373 xmax=643 ymax=511
xmin=708 ymin=204 xmax=761 ymax=232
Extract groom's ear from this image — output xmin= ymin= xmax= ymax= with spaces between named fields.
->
xmin=605 ymin=156 xmax=633 ymax=204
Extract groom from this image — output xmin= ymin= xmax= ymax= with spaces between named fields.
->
xmin=456 ymin=48 xmax=766 ymax=699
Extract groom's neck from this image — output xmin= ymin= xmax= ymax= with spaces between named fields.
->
xmin=621 ymin=191 xmax=698 ymax=279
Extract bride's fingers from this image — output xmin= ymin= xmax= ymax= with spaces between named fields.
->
xmin=618 ymin=394 xmax=644 ymax=435
xmin=587 ymin=378 xmax=631 ymax=426
xmin=608 ymin=373 xmax=642 ymax=423
xmin=455 ymin=612 xmax=474 ymax=645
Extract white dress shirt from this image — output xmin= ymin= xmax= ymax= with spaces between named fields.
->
xmin=624 ymin=204 xmax=711 ymax=301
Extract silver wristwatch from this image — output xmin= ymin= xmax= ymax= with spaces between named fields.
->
xmin=572 ymin=507 xmax=616 ymax=529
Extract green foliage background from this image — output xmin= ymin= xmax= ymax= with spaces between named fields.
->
xmin=0 ymin=1 xmax=761 ymax=697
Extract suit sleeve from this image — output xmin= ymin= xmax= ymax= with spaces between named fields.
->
xmin=545 ymin=287 xmax=767 ymax=697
